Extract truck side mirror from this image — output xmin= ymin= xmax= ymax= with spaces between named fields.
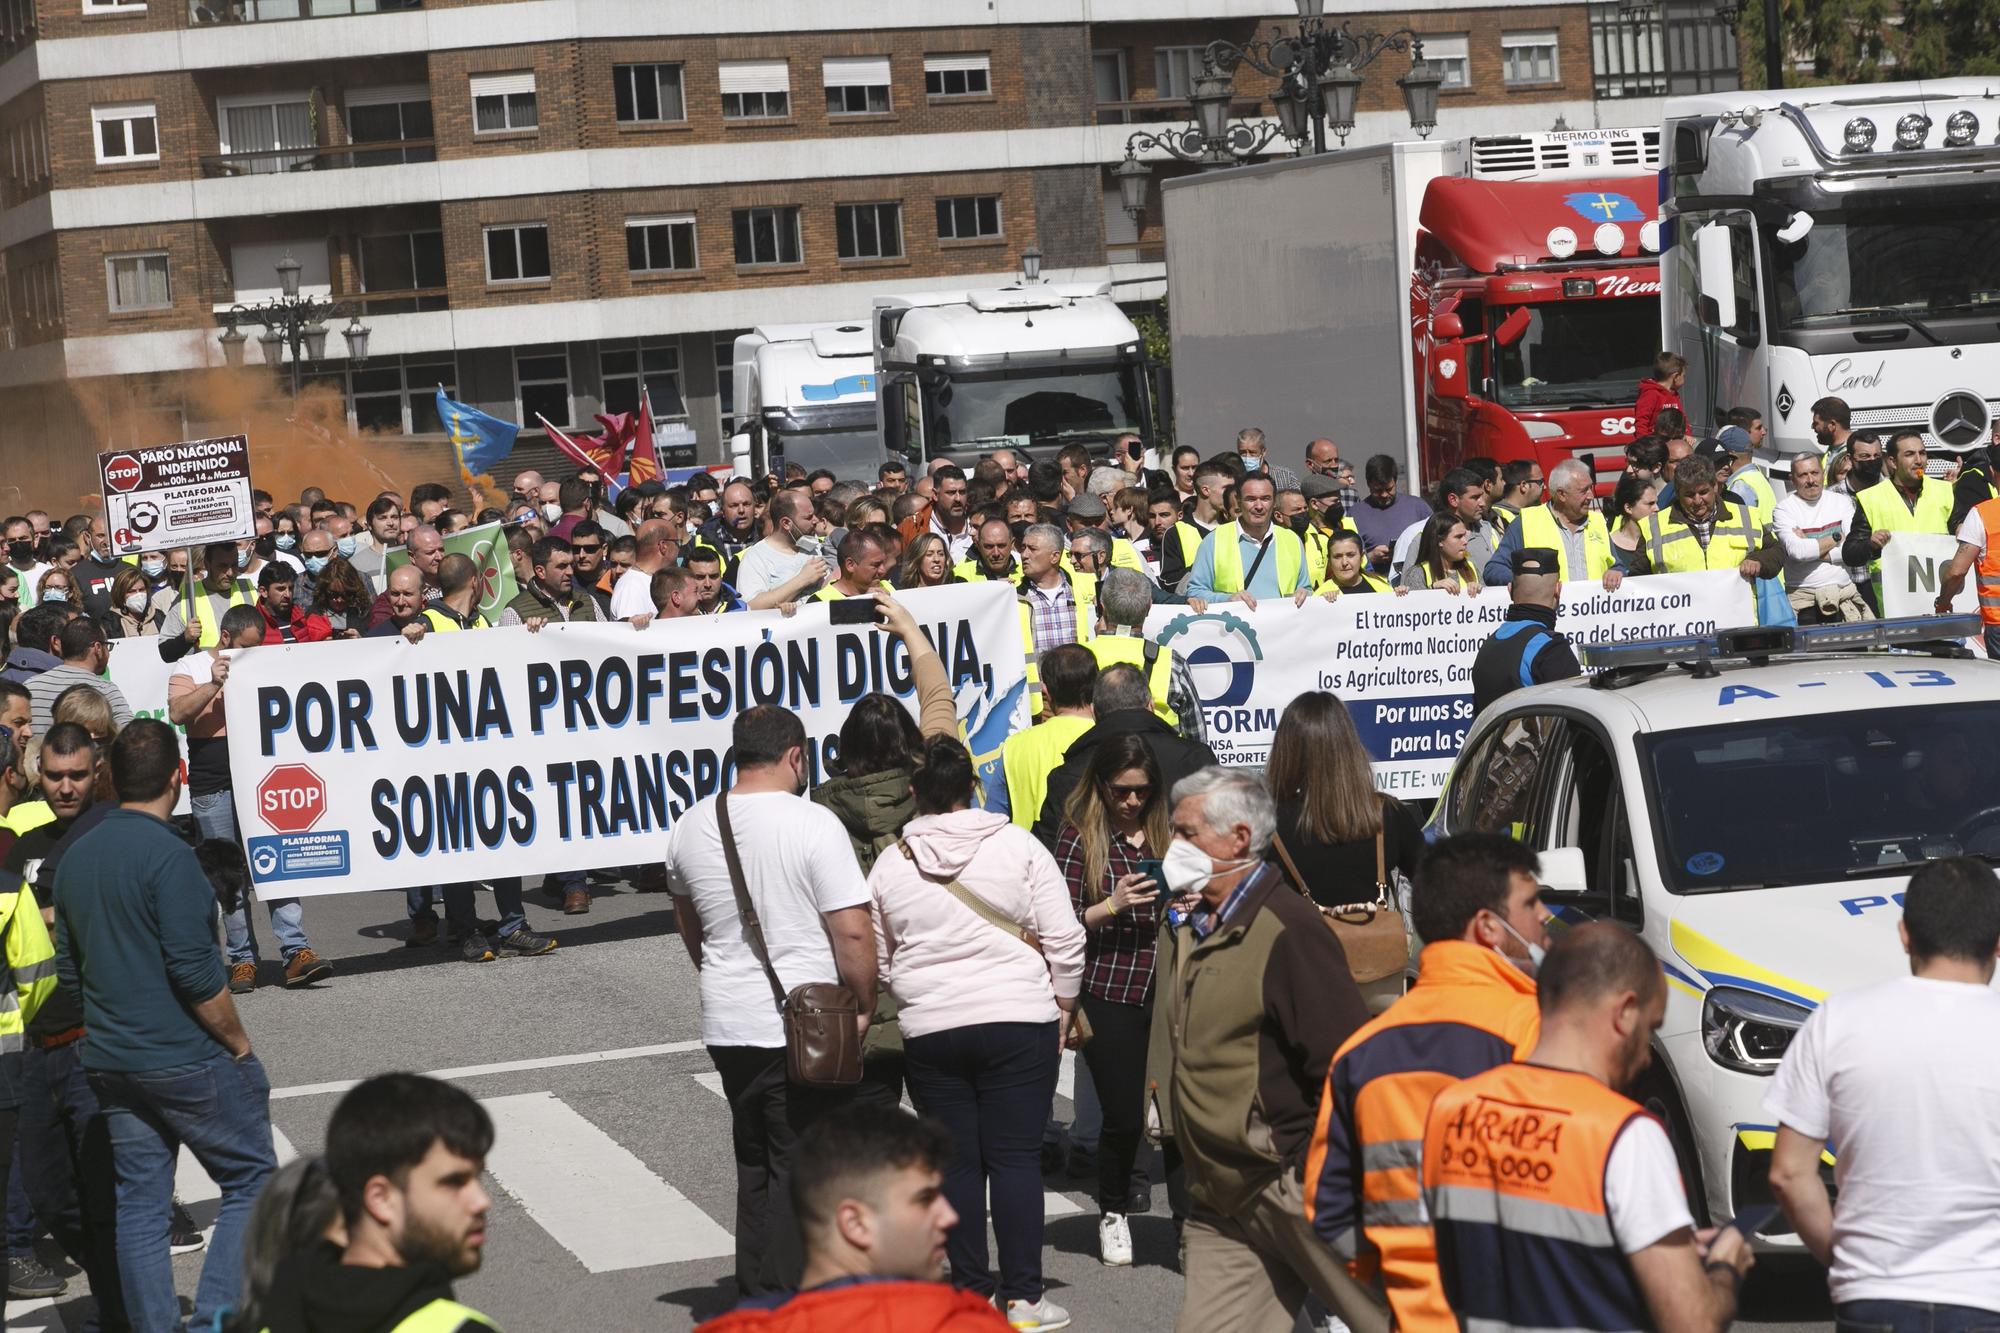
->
xmin=1494 ymin=307 xmax=1533 ymax=347
xmin=1433 ymin=343 xmax=1470 ymax=400
xmin=1695 ymin=222 xmax=1738 ymax=329
xmin=1432 ymin=312 xmax=1464 ymax=340
xmin=1537 ymin=846 xmax=1592 ymax=899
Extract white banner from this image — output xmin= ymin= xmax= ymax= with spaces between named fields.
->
xmin=1145 ymin=571 xmax=1755 ymax=796
xmin=222 ymin=584 xmax=1027 ymax=898
xmin=1880 ymin=531 xmax=1974 ymax=618
xmin=106 ymin=636 xmax=190 ymax=815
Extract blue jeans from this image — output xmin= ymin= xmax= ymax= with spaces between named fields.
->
xmin=191 ymin=790 xmax=309 ymax=964
xmin=7 ymin=1143 xmax=32 ymax=1250
xmin=904 ymin=1020 xmax=1060 ymax=1305
xmin=89 ymin=1050 xmax=276 ymax=1333
xmin=20 ymin=1040 xmax=127 ymax=1331
xmin=1838 ymin=1301 xmax=2000 ymax=1333
xmin=407 ymin=879 xmax=526 ymax=940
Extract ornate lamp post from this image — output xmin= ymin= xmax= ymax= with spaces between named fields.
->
xmin=216 ymin=251 xmax=372 ymax=398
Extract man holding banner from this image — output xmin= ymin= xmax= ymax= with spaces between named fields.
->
xmin=1935 ymin=493 xmax=2000 ymax=658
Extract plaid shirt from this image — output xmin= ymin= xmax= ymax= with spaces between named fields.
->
xmin=1054 ymin=825 xmax=1158 ymax=1006
xmin=1189 ymin=868 xmax=1262 ymax=941
xmin=1021 ymin=575 xmax=1079 ymax=656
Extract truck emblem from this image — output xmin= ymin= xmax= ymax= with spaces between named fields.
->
xmin=1826 ymin=358 xmax=1887 ymax=392
xmin=1439 ymin=358 xmax=1459 ymax=379
xmin=1931 ymin=391 xmax=1992 ymax=449
xmin=1776 ymin=385 xmax=1795 ymax=417
xmin=1564 ymin=191 xmax=1644 ymax=222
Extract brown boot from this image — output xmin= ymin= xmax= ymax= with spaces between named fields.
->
xmin=228 ymin=962 xmax=255 ymax=994
xmin=563 ymin=889 xmax=591 ymax=915
xmin=283 ymin=949 xmax=332 ymax=987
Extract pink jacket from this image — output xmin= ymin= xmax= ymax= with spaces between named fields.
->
xmin=867 ymin=810 xmax=1086 ymax=1040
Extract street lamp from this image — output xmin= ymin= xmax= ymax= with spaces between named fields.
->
xmin=1020 ymin=246 xmax=1043 ymax=284
xmin=219 ymin=255 xmax=371 ymax=398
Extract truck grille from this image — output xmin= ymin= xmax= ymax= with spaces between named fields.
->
xmin=1847 ymin=400 xmax=2000 ymax=463
xmin=1470 ymin=129 xmax=1662 ymax=179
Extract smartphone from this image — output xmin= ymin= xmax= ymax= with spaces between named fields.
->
xmin=827 ymin=597 xmax=883 ymax=627
xmin=1724 ymin=1203 xmax=1780 ymax=1238
xmin=1133 ymin=858 xmax=1164 ymax=887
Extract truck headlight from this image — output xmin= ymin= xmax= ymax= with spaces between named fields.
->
xmin=1701 ymin=985 xmax=1810 ymax=1075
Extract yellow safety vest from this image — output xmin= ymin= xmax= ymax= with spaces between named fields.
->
xmin=1301 ymin=517 xmax=1360 ymax=586
xmin=1855 ymin=475 xmax=1954 ymax=579
xmin=262 ymin=1297 xmax=502 ymax=1333
xmin=1404 ymin=561 xmax=1478 ymax=589
xmin=1490 ymin=502 xmax=1520 ymax=533
xmin=1730 ymin=463 xmax=1777 ymax=519
xmin=0 ymin=881 xmax=55 ymax=1056
xmin=1513 ymin=505 xmax=1614 ymax=582
xmin=1016 ymin=572 xmax=1096 ymax=715
xmin=0 ymin=801 xmax=53 ymax=836
xmin=811 ymin=580 xmax=892 ymax=602
xmin=1640 ymin=499 xmax=1764 ymax=574
xmin=1316 ymin=571 xmax=1393 ymax=595
xmin=1088 ymin=632 xmax=1177 ymax=729
xmin=1170 ymin=521 xmax=1205 ymax=569
xmin=1206 ymin=523 xmax=1306 ymax=595
xmin=952 ymin=557 xmax=1018 ymax=583
xmin=188 ymin=581 xmax=255 ymax=649
xmin=1001 ymin=713 xmax=1094 ymax=830
xmin=1059 ymin=539 xmax=1147 ymax=578
xmin=421 ymin=608 xmax=489 ymax=632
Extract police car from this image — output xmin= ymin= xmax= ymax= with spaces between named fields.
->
xmin=1427 ymin=614 xmax=1995 ymax=1244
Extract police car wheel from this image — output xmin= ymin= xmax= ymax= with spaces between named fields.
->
xmin=1633 ymin=1063 xmax=1709 ymax=1223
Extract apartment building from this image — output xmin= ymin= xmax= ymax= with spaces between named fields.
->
xmin=0 ymin=0 xmax=1737 ymax=501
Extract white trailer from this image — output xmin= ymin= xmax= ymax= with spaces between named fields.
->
xmin=728 ymin=322 xmax=880 ymax=479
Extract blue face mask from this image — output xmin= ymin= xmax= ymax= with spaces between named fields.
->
xmin=275 ymin=533 xmax=296 ymax=552
xmin=336 ymin=536 xmax=357 ymax=558
xmin=140 ymin=558 xmax=166 ymax=579
xmin=40 ymin=587 xmax=68 ymax=604
xmin=303 ymin=555 xmax=330 ymax=575
xmin=1242 ymin=456 xmax=1264 ymax=472
xmin=235 ymin=547 xmax=251 ymax=569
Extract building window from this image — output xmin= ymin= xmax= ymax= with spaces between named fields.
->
xmin=107 ymin=251 xmax=170 ymax=312
xmin=218 ymin=93 xmax=313 ymax=173
xmin=937 ymin=195 xmax=1002 ymax=241
xmin=923 ymin=53 xmax=990 ymax=97
xmin=484 ymin=223 xmax=550 ymax=283
xmin=720 ymin=60 xmax=790 ymax=120
xmin=1093 ymin=50 xmax=1129 ymax=125
xmin=1502 ymin=31 xmax=1561 ymax=85
xmin=1153 ymin=46 xmax=1205 ymax=99
xmin=358 ymin=231 xmax=446 ymax=312
xmin=470 ymin=71 xmax=538 ymax=133
xmin=1422 ymin=35 xmax=1471 ymax=89
xmin=823 ymin=56 xmax=891 ymax=115
xmin=518 ymin=350 xmax=572 ymax=431
xmin=626 ymin=214 xmax=697 ymax=273
xmin=346 ymin=86 xmax=434 ymax=166
xmin=83 ymin=0 xmax=145 ymax=12
xmin=92 ymin=103 xmax=157 ymax=164
xmin=732 ymin=206 xmax=802 ymax=266
xmin=352 ymin=358 xmax=457 ymax=434
xmin=614 ymin=63 xmax=686 ymax=124
xmin=836 ymin=202 xmax=903 ymax=261
xmin=601 ymin=344 xmax=685 ymax=419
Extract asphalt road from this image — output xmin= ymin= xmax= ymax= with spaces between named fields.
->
xmin=16 ymin=873 xmax=1837 ymax=1332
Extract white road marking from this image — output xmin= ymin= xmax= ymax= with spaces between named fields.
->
xmin=481 ymin=1090 xmax=734 ymax=1273
xmin=176 ymin=1127 xmax=299 ymax=1205
xmin=1058 ymin=1048 xmax=1075 ymax=1101
xmin=8 ymin=1296 xmax=57 ymax=1333
xmin=271 ymin=1039 xmax=708 ymax=1101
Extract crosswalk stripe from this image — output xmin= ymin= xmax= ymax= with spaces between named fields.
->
xmin=481 ymin=1090 xmax=734 ymax=1273
xmin=176 ymin=1126 xmax=299 ymax=1205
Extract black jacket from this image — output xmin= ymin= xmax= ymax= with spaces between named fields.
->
xmin=1032 ymin=709 xmax=1220 ymax=849
xmin=257 ymin=1241 xmax=482 ymax=1333
xmin=1470 ymin=603 xmax=1580 ymax=714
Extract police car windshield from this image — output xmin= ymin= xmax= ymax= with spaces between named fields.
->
xmin=1645 ymin=702 xmax=2000 ymax=892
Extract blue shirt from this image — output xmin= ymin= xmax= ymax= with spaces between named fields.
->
xmin=1185 ymin=526 xmax=1291 ymax=602
xmin=1190 ymin=867 xmax=1264 ymax=941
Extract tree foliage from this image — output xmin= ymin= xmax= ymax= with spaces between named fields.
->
xmin=1741 ymin=0 xmax=2000 ymax=87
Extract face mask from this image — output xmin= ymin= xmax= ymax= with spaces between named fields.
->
xmin=140 ymin=557 xmax=166 ymax=579
xmin=303 ymin=555 xmax=330 ymax=576
xmin=1494 ymin=916 xmax=1547 ymax=977
xmin=1161 ymin=838 xmax=1255 ymax=898
xmin=124 ymin=591 xmax=148 ymax=613
xmin=1242 ymin=456 xmax=1263 ymax=472
xmin=1850 ymin=459 xmax=1883 ymax=488
xmin=235 ymin=547 xmax=251 ymax=569
xmin=255 ymin=535 xmax=276 ymax=559
xmin=7 ymin=541 xmax=33 ymax=566
xmin=336 ymin=536 xmax=357 ymax=558
xmin=795 ymin=533 xmax=823 ymax=557
xmin=275 ymin=533 xmax=296 ymax=552
xmin=541 ymin=503 xmax=563 ymax=522
xmin=40 ymin=587 xmax=68 ymax=604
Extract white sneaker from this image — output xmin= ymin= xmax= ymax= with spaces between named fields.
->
xmin=1098 ymin=1210 xmax=1133 ymax=1266
xmin=1007 ymin=1296 xmax=1073 ymax=1330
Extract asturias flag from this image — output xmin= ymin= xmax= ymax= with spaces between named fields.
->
xmin=438 ymin=390 xmax=520 ymax=477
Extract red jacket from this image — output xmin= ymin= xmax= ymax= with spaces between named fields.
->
xmin=258 ymin=604 xmax=332 ymax=643
xmin=697 ymin=1281 xmax=1011 ymax=1333
xmin=1634 ymin=378 xmax=1683 ymax=437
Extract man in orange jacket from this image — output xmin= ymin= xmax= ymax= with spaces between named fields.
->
xmin=1302 ymin=833 xmax=1550 ymax=1332
xmin=699 ymin=1107 xmax=1011 ymax=1333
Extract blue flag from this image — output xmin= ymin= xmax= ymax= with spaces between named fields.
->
xmin=437 ymin=389 xmax=519 ymax=476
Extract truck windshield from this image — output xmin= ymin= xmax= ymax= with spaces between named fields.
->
xmin=1767 ymin=196 xmax=2000 ymax=328
xmin=921 ymin=362 xmax=1144 ymax=451
xmin=1645 ymin=701 xmax=2000 ymax=892
xmin=772 ymin=425 xmax=877 ymax=477
xmin=1491 ymin=302 xmax=1655 ymax=409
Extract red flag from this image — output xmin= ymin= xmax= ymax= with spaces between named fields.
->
xmin=539 ymin=414 xmax=627 ymax=478
xmin=629 ymin=387 xmax=661 ymax=488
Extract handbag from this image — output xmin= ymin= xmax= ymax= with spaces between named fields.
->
xmin=1271 ymin=818 xmax=1409 ymax=985
xmin=717 ymin=793 xmax=863 ymax=1088
xmin=897 ymin=840 xmax=1092 ymax=1047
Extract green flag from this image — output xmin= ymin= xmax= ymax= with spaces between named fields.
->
xmin=385 ymin=520 xmax=518 ymax=625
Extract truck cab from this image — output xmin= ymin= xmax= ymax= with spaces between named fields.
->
xmin=1663 ymin=80 xmax=2000 ymax=472
xmin=728 ymin=323 xmax=881 ymax=480
xmin=1429 ymin=615 xmax=1994 ymax=1240
xmin=872 ymin=282 xmax=1154 ymax=469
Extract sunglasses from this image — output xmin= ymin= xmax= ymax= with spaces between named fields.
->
xmin=572 ymin=543 xmax=603 ymax=554
xmin=1107 ymin=782 xmax=1154 ymax=798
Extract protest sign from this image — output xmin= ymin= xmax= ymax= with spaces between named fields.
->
xmin=1879 ymin=531 xmax=1974 ymax=618
xmin=385 ymin=520 xmax=518 ymax=624
xmin=223 ymin=583 xmax=1026 ymax=898
xmin=1144 ymin=571 xmax=1754 ymax=795
xmin=100 ymin=436 xmax=254 ymax=555
xmin=106 ymin=635 xmax=190 ymax=814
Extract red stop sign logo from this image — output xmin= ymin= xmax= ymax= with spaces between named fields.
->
xmin=104 ymin=454 xmax=144 ymax=493
xmin=257 ymin=764 xmax=326 ymax=834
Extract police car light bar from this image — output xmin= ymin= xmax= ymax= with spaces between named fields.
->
xmin=1582 ymin=614 xmax=1980 ymax=676
xmin=1792 ymin=613 xmax=1980 ymax=653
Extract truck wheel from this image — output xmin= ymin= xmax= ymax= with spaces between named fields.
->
xmin=1635 ymin=1063 xmax=1709 ymax=1222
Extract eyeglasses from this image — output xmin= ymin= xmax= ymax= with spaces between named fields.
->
xmin=572 ymin=543 xmax=603 ymax=554
xmin=1107 ymin=782 xmax=1154 ymax=798
xmin=1525 ymin=478 xmax=1547 ymax=489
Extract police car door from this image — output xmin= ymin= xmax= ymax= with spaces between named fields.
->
xmin=1540 ymin=717 xmax=1644 ymax=932
xmin=1437 ymin=706 xmax=1567 ymax=844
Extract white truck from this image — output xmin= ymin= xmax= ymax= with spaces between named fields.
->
xmin=1662 ymin=79 xmax=2000 ymax=470
xmin=1429 ymin=614 xmax=1991 ymax=1242
xmin=871 ymin=282 xmax=1157 ymax=467
xmin=727 ymin=323 xmax=881 ymax=480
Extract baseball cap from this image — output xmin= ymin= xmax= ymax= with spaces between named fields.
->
xmin=1692 ymin=437 xmax=1733 ymax=465
xmin=1512 ymin=547 xmax=1561 ymax=577
xmin=1715 ymin=426 xmax=1755 ymax=454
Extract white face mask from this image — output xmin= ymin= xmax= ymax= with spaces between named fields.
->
xmin=1495 ymin=915 xmax=1547 ymax=977
xmin=1161 ymin=837 xmax=1255 ymax=898
xmin=541 ymin=502 xmax=563 ymax=522
xmin=124 ymin=591 xmax=149 ymax=613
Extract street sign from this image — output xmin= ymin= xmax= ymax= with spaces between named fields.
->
xmin=98 ymin=434 xmax=255 ymax=556
xmin=256 ymin=762 xmax=327 ymax=834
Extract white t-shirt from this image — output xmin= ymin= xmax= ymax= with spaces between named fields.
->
xmin=733 ymin=539 xmax=821 ymax=600
xmin=1605 ymin=1116 xmax=1696 ymax=1254
xmin=1773 ymin=490 xmax=1857 ymax=592
xmin=1765 ymin=975 xmax=2000 ymax=1309
xmin=1957 ymin=506 xmax=1991 ymax=556
xmin=665 ymin=791 xmax=870 ymax=1048
xmin=609 ymin=567 xmax=656 ymax=620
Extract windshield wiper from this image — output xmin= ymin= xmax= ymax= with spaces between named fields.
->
xmin=1677 ymin=881 xmax=1779 ymax=893
xmin=1844 ymin=860 xmax=1930 ymax=877
xmin=1841 ymin=307 xmax=1945 ymax=345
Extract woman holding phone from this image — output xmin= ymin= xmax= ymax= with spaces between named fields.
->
xmin=1054 ymin=734 xmax=1173 ymax=1269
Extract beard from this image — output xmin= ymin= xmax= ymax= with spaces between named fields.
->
xmin=399 ymin=1209 xmax=484 ymax=1277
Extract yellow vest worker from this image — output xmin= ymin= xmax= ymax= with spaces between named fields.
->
xmin=1423 ymin=1061 xmax=1658 ymax=1332
xmin=952 ymin=557 xmax=1019 ymax=583
xmin=1639 ymin=498 xmax=1764 ymax=574
xmin=1168 ymin=521 xmax=1205 ymax=571
xmin=189 ymin=581 xmax=256 ymax=649
xmin=1016 ymin=571 xmax=1096 ymax=715
xmin=0 ymin=877 xmax=55 ymax=1055
xmin=810 ymin=580 xmax=892 ymax=602
xmin=1305 ymin=942 xmax=1539 ymax=1333
xmin=1856 ymin=474 xmax=1953 ymax=580
xmin=1729 ymin=462 xmax=1777 ymax=520
xmin=1300 ymin=517 xmax=1360 ymax=587
xmin=421 ymin=607 xmax=489 ymax=632
xmin=1514 ymin=505 xmax=1614 ymax=582
xmin=1087 ymin=632 xmax=1177 ymax=730
xmin=1001 ymin=714 xmax=1094 ymax=830
xmin=1204 ymin=522 xmax=1307 ymax=596
xmin=1491 ymin=501 xmax=1521 ymax=533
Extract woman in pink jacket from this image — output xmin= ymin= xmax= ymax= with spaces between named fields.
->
xmin=868 ymin=735 xmax=1086 ymax=1333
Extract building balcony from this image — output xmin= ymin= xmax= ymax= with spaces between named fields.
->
xmin=198 ymin=139 xmax=437 ymax=177
xmin=1095 ymin=96 xmax=1266 ymax=127
xmin=190 ymin=0 xmax=419 ymax=23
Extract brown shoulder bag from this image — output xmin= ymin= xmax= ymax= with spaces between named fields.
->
xmin=1271 ymin=819 xmax=1409 ymax=985
xmin=717 ymin=793 xmax=863 ymax=1087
